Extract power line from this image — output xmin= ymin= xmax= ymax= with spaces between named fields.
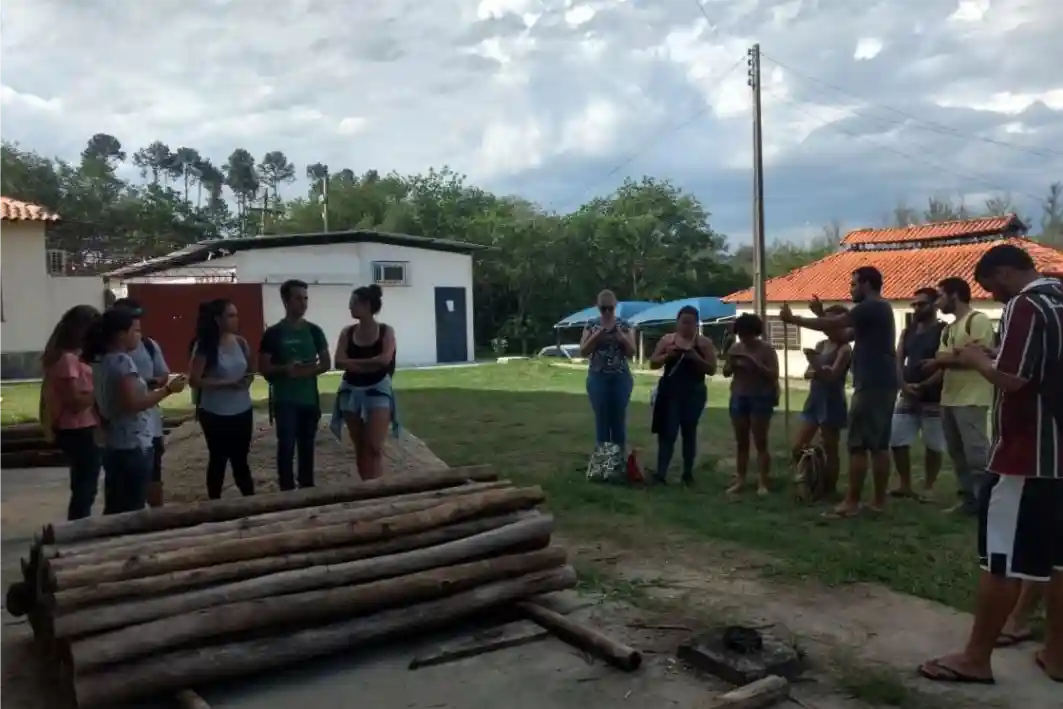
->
xmin=760 ymin=52 xmax=1063 ymax=159
xmin=765 ymin=91 xmax=1044 ymax=203
xmin=550 ymin=57 xmax=746 ymax=213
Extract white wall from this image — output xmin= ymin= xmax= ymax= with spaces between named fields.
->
xmin=135 ymin=242 xmax=475 ymax=367
xmin=1 ymin=222 xmax=105 ymax=354
xmin=736 ymin=299 xmax=1005 ymax=379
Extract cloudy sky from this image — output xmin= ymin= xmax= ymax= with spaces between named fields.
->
xmin=2 ymin=0 xmax=1061 ymax=244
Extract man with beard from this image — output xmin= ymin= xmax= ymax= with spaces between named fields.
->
xmin=924 ymin=277 xmax=995 ymax=515
xmin=919 ymin=244 xmax=1062 ymax=684
xmin=780 ymin=266 xmax=897 ymax=518
xmin=889 ymin=287 xmax=947 ymax=500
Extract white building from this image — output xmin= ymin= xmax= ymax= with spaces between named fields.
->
xmin=103 ymin=230 xmax=484 ymax=367
xmin=723 ymin=214 xmax=1063 ymax=378
xmin=0 ymin=197 xmax=107 ymax=379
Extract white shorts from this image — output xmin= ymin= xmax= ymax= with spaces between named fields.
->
xmin=978 ymin=474 xmax=1063 ymax=581
xmin=889 ymin=411 xmax=945 ymax=452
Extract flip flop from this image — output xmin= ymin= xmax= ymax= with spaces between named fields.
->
xmin=821 ymin=508 xmax=860 ymax=520
xmin=888 ymin=490 xmax=928 ymax=502
xmin=1035 ymin=653 xmax=1063 ymax=683
xmin=996 ymin=631 xmax=1033 ymax=648
xmin=917 ymin=659 xmax=995 ymax=685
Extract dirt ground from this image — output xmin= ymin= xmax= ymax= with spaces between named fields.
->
xmin=162 ymin=413 xmax=448 ymax=502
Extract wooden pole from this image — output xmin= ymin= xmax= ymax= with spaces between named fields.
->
xmin=516 ymin=600 xmax=642 ymax=671
xmin=49 ymin=512 xmax=538 ymax=611
xmin=71 ymin=547 xmax=568 ymax=671
xmin=70 ymin=566 xmax=578 ymax=707
xmin=174 ymin=689 xmax=212 ymax=709
xmin=706 ymin=675 xmax=789 ymax=709
xmin=53 ymin=511 xmax=554 ymax=638
xmin=46 ymin=486 xmax=543 ymax=591
xmin=44 ymin=465 xmax=495 ymax=544
xmin=42 ymin=481 xmax=512 ymax=562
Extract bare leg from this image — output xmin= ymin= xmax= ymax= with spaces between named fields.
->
xmin=751 ymin=416 xmax=772 ymax=495
xmin=869 ymin=449 xmax=891 ymax=511
xmin=1000 ymin=581 xmax=1043 ymax=642
xmin=729 ymin=415 xmax=751 ymax=494
xmin=820 ymin=427 xmax=841 ymax=498
xmin=1037 ymin=571 xmax=1063 ymax=679
xmin=924 ymin=449 xmax=942 ymax=492
xmin=833 ymin=448 xmax=867 ymax=516
xmin=344 ymin=414 xmax=368 ymax=480
xmin=361 ymin=407 xmax=392 ymax=480
xmin=892 ymin=445 xmax=913 ymax=494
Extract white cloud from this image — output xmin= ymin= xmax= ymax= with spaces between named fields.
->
xmin=0 ymin=0 xmax=1060 ymax=243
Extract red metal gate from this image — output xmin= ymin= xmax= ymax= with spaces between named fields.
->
xmin=126 ymin=284 xmax=265 ymax=371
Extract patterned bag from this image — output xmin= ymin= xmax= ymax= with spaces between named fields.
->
xmin=792 ymin=445 xmax=829 ymax=503
xmin=586 ymin=442 xmax=625 ymax=483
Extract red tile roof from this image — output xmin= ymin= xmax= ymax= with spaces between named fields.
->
xmin=723 ymin=237 xmax=1063 ymax=303
xmin=0 ymin=196 xmax=61 ymax=222
xmin=840 ymin=214 xmax=1024 ymax=246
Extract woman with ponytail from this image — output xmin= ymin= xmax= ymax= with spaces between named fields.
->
xmin=189 ymin=298 xmax=255 ymax=499
xmin=40 ymin=305 xmax=102 ymax=519
xmin=89 ymin=306 xmax=187 ymax=514
xmin=330 ymin=284 xmax=399 ymax=480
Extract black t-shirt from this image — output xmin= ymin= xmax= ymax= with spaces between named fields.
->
xmin=849 ymin=298 xmax=897 ymax=390
xmin=900 ymin=321 xmax=946 ymax=403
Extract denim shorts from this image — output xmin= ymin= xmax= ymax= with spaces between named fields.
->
xmin=729 ymin=393 xmax=776 ymax=418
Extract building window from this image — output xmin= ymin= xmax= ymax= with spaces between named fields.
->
xmin=371 ymin=261 xmax=409 ymax=286
xmin=766 ymin=317 xmax=801 ymax=350
xmin=46 ymin=249 xmax=67 ymax=275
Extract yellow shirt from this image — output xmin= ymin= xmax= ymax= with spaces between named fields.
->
xmin=938 ymin=311 xmax=995 ymax=407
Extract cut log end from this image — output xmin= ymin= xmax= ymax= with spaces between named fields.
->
xmin=706 ymin=675 xmax=790 ymax=709
xmin=5 ymin=581 xmax=32 ymax=618
xmin=516 ymin=600 xmax=642 ymax=672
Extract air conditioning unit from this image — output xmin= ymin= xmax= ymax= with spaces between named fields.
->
xmin=46 ymin=249 xmax=68 ymax=275
xmin=372 ymin=261 xmax=409 ymax=286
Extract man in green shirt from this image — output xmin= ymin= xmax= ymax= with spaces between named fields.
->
xmin=259 ymin=279 xmax=331 ymax=490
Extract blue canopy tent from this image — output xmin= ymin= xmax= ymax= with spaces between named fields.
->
xmin=553 ymin=301 xmax=657 ymax=329
xmin=626 ymin=297 xmax=736 ymax=327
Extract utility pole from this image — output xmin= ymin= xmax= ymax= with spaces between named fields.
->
xmin=320 ymin=166 xmax=330 ymax=233
xmin=747 ymin=43 xmax=767 ymax=319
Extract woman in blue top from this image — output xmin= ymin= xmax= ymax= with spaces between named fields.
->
xmin=87 ymin=307 xmax=187 ymax=514
xmin=189 ymin=299 xmax=256 ymax=499
xmin=794 ymin=304 xmax=853 ymax=497
xmin=580 ymin=289 xmax=636 ymax=450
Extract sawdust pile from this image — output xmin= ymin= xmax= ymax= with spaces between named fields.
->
xmin=161 ymin=414 xmax=448 ymax=503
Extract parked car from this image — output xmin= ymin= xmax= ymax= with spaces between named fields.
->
xmin=536 ymin=344 xmax=582 ymax=360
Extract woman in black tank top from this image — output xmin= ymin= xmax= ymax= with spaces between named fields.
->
xmin=333 ymin=285 xmax=397 ymax=480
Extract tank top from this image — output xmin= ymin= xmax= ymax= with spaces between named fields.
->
xmin=343 ymin=324 xmax=396 ymax=387
xmin=808 ymin=343 xmax=848 ymax=404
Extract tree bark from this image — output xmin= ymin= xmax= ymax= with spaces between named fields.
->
xmin=516 ymin=600 xmax=642 ymax=671
xmin=71 ymin=547 xmax=567 ymax=671
xmin=42 ymin=481 xmax=512 ymax=563
xmin=43 ymin=465 xmax=495 ymax=544
xmin=52 ymin=510 xmax=553 ymax=638
xmin=49 ymin=512 xmax=537 ymax=611
xmin=70 ymin=566 xmax=578 ymax=707
xmin=46 ymin=486 xmax=542 ymax=592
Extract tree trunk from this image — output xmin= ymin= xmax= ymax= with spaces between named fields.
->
xmin=516 ymin=600 xmax=642 ymax=671
xmin=43 ymin=466 xmax=494 ymax=545
xmin=46 ymin=485 xmax=543 ymax=590
xmin=43 ymin=481 xmax=511 ymax=563
xmin=49 ymin=511 xmax=539 ymax=611
xmin=70 ymin=566 xmax=577 ymax=707
xmin=53 ymin=513 xmax=553 ymax=638
xmin=71 ymin=547 xmax=567 ymax=671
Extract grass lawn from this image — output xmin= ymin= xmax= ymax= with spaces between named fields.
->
xmin=0 ymin=361 xmax=976 ymax=610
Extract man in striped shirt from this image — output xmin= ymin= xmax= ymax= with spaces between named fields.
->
xmin=920 ymin=244 xmax=1063 ymax=685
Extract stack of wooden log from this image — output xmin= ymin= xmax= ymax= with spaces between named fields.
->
xmin=1 ymin=415 xmax=190 ymax=468
xmin=7 ymin=465 xmax=579 ymax=708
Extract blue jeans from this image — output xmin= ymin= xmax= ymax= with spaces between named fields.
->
xmin=55 ymin=427 xmax=101 ymax=520
xmin=655 ymin=383 xmax=708 ymax=482
xmin=275 ymin=402 xmax=320 ymax=490
xmin=101 ymin=447 xmax=152 ymax=515
xmin=586 ymin=371 xmax=634 ymax=448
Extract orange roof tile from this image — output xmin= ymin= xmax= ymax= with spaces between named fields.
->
xmin=723 ymin=237 xmax=1063 ymax=303
xmin=840 ymin=214 xmax=1024 ymax=246
xmin=0 ymin=196 xmax=61 ymax=222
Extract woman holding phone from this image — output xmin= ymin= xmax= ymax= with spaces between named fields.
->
xmin=722 ymin=313 xmax=778 ymax=495
xmin=580 ymin=289 xmax=637 ymax=451
xmin=793 ymin=305 xmax=852 ymax=497
xmin=189 ymin=299 xmax=256 ymax=499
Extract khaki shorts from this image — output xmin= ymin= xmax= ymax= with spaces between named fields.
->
xmin=848 ymin=388 xmax=896 ymax=453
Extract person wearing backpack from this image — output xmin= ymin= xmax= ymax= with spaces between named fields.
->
xmin=189 ymin=299 xmax=256 ymax=499
xmin=920 ymin=278 xmax=995 ymax=515
xmin=112 ymin=297 xmax=171 ymax=507
xmin=919 ymin=245 xmax=1063 ymax=685
xmin=258 ymin=279 xmax=331 ymax=491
